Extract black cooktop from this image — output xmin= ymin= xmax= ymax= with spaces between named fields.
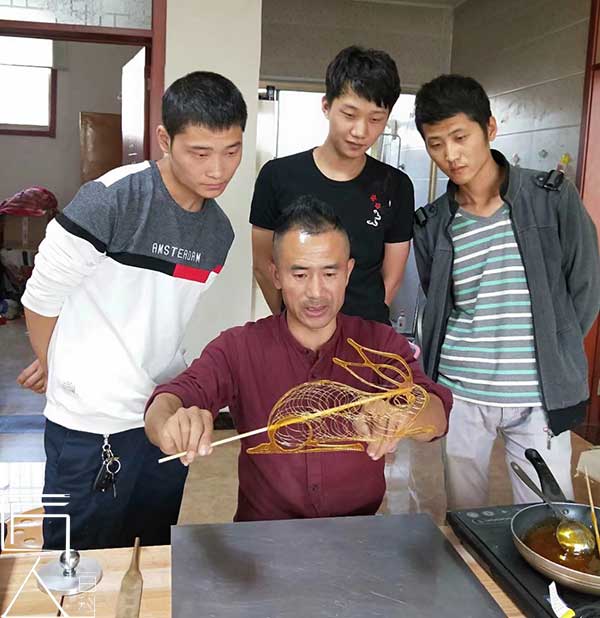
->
xmin=448 ymin=504 xmax=600 ymax=617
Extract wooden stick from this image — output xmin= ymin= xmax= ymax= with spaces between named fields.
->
xmin=157 ymin=390 xmax=413 ymax=464
xmin=584 ymin=465 xmax=600 ymax=558
xmin=115 ymin=536 xmax=142 ymax=618
xmin=158 ymin=426 xmax=270 ymax=463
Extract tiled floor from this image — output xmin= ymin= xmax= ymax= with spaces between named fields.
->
xmin=0 ymin=319 xmax=43 ymax=417
xmin=0 ymin=319 xmax=45 ymax=461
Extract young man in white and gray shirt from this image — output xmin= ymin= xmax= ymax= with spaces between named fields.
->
xmin=413 ymin=74 xmax=600 ymax=509
xmin=18 ymin=71 xmax=247 ymax=549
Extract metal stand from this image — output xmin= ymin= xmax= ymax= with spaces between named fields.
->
xmin=37 ymin=549 xmax=103 ymax=595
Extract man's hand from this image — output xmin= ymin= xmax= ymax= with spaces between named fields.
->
xmin=354 ymin=394 xmax=446 ymax=461
xmin=366 ymin=426 xmax=402 ymax=462
xmin=409 ymin=394 xmax=447 ymax=443
xmin=154 ymin=402 xmax=214 ymax=466
xmin=354 ymin=400 xmax=404 ymax=462
xmin=17 ymin=359 xmax=47 ymax=394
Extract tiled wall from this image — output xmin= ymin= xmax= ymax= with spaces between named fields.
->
xmin=451 ymin=0 xmax=591 ymax=181
xmin=0 ymin=0 xmax=151 ymax=29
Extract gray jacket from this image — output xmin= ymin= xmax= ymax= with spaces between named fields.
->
xmin=413 ymin=150 xmax=600 ymax=432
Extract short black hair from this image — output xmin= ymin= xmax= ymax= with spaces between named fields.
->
xmin=162 ymin=71 xmax=247 ymax=139
xmin=325 ymin=46 xmax=400 ymax=112
xmin=273 ymin=195 xmax=350 ymax=258
xmin=414 ymin=74 xmax=491 ymax=137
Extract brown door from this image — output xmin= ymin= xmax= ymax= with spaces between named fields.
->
xmin=121 ymin=48 xmax=149 ymax=165
xmin=576 ymin=0 xmax=600 ymax=442
xmin=79 ymin=112 xmax=122 ymax=184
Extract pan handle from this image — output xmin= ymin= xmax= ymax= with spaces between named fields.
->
xmin=510 ymin=462 xmax=565 ymax=519
xmin=510 ymin=462 xmax=545 ymax=502
xmin=525 ymin=448 xmax=568 ymax=503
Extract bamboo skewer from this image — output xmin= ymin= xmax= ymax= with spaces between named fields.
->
xmin=584 ymin=465 xmax=600 ymax=558
xmin=157 ymin=390 xmax=416 ymax=464
xmin=158 ymin=426 xmax=270 ymax=463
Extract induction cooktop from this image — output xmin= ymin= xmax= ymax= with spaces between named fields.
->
xmin=448 ymin=504 xmax=600 ymax=618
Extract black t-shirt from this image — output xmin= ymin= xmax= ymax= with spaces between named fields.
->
xmin=250 ymin=148 xmax=414 ymax=324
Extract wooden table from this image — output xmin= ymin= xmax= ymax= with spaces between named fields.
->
xmin=0 ymin=527 xmax=523 ymax=617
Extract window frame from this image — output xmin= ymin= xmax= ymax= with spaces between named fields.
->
xmin=0 ymin=66 xmax=57 ymax=137
xmin=0 ymin=4 xmax=164 ymax=157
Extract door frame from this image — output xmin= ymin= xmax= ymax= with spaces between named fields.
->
xmin=575 ymin=0 xmax=600 ymax=442
xmin=0 ymin=0 xmax=165 ymax=160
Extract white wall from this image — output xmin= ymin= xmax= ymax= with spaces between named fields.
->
xmin=261 ymin=0 xmax=453 ymax=90
xmin=164 ymin=0 xmax=261 ymax=359
xmin=0 ymin=41 xmax=139 ymax=208
xmin=451 ymin=0 xmax=591 ymax=179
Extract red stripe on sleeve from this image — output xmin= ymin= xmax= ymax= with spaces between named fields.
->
xmin=173 ymin=264 xmax=222 ymax=283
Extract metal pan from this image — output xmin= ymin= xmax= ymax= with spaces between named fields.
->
xmin=510 ymin=450 xmax=600 ymax=595
xmin=511 ymin=501 xmax=600 ymax=595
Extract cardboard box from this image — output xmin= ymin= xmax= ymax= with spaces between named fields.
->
xmin=1 ymin=214 xmax=50 ymax=251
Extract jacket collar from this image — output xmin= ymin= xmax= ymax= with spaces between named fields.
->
xmin=445 ymin=149 xmax=521 ymax=213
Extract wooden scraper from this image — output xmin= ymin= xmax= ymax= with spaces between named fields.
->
xmin=115 ymin=537 xmax=143 ymax=618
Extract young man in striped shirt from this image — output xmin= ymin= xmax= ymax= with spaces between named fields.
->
xmin=412 ymin=75 xmax=600 ymax=509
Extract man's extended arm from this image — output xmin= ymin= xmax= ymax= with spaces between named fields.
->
xmin=144 ymin=330 xmax=238 ymax=463
xmin=412 ymin=221 xmax=434 ymax=297
xmin=382 ymin=241 xmax=410 ymax=306
xmin=145 ymin=393 xmax=215 ymax=465
xmin=359 ymin=328 xmax=452 ymax=461
xmin=17 ymin=311 xmax=58 ymax=391
xmin=252 ymin=226 xmax=283 ymax=314
xmin=360 ymin=393 xmax=447 ymax=461
xmin=18 ymin=216 xmax=108 ymax=390
xmin=410 ymin=393 xmax=447 ymax=441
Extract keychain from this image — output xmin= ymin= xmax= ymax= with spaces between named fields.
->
xmin=93 ymin=434 xmax=121 ymax=498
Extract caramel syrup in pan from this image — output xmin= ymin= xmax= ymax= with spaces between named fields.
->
xmin=523 ymin=518 xmax=600 ymax=575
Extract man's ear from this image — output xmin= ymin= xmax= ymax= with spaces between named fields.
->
xmin=270 ymin=260 xmax=282 ymax=290
xmin=321 ymin=96 xmax=330 ymax=118
xmin=487 ymin=116 xmax=498 ymax=143
xmin=156 ymin=125 xmax=171 ymax=156
xmin=346 ymin=258 xmax=355 ymax=284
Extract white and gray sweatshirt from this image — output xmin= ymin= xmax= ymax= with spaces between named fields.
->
xmin=22 ymin=161 xmax=234 ymax=435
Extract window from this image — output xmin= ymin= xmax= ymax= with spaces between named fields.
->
xmin=0 ymin=36 xmax=56 ymax=137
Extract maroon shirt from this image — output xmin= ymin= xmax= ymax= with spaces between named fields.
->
xmin=150 ymin=313 xmax=452 ymax=522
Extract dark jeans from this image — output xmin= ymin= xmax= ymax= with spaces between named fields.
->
xmin=42 ymin=419 xmax=188 ymax=550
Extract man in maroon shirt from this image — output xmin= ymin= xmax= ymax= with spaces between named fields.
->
xmin=145 ymin=197 xmax=452 ymax=522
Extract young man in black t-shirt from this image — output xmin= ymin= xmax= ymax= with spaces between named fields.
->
xmin=250 ymin=46 xmax=414 ymax=325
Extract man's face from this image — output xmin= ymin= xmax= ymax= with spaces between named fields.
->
xmin=322 ymin=88 xmax=389 ymax=160
xmin=421 ymin=112 xmax=497 ymax=186
xmin=272 ymin=228 xmax=354 ymax=337
xmin=157 ymin=123 xmax=243 ymax=200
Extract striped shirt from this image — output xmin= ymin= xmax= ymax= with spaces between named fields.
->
xmin=438 ymin=204 xmax=542 ymax=407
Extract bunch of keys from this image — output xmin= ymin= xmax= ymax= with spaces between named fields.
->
xmin=93 ymin=434 xmax=121 ymax=498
